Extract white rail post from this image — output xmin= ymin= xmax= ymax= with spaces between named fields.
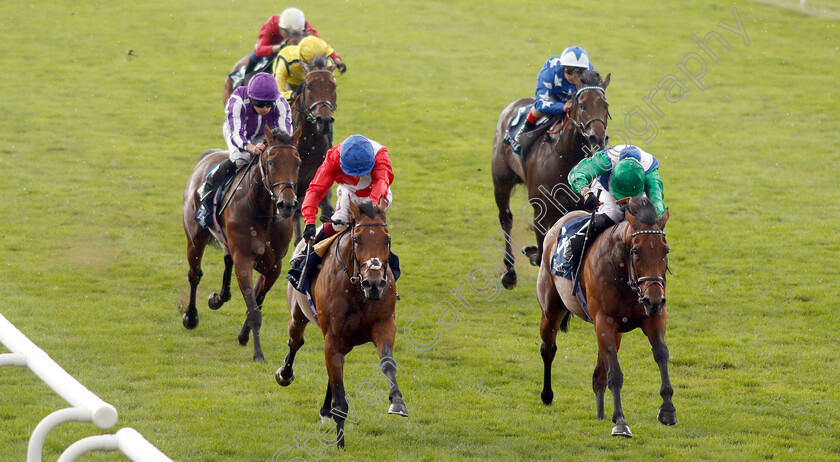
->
xmin=57 ymin=428 xmax=174 ymax=462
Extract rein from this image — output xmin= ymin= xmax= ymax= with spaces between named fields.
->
xmin=259 ymin=144 xmax=298 ymax=203
xmin=566 ymin=86 xmax=609 ymax=139
xmin=337 ymin=221 xmax=390 ymax=286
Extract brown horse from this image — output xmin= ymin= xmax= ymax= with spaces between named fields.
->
xmin=536 ymin=196 xmax=675 ymax=437
xmin=181 ymin=127 xmax=301 ymax=362
xmin=491 ymin=71 xmax=610 ymax=290
xmin=290 ymin=54 xmax=338 ymax=243
xmin=274 ymin=200 xmax=407 ymax=449
xmin=221 ymin=34 xmax=302 ymax=106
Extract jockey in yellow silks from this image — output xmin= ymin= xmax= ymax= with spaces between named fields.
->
xmin=272 ymin=36 xmax=336 ymax=102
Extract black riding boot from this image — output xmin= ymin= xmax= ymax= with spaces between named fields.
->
xmin=564 ymin=213 xmax=616 ymax=273
xmin=197 ymin=159 xmax=236 ymax=211
xmin=514 ymin=119 xmax=537 ymax=145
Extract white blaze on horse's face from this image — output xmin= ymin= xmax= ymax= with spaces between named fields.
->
xmin=352 ymin=222 xmax=391 ymax=301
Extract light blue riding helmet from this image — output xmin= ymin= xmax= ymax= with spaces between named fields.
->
xmin=559 ymin=46 xmax=590 ymax=69
xmin=339 ymin=135 xmax=376 ymax=176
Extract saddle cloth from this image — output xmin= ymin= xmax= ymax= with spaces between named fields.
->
xmin=194 ymin=161 xmax=244 ymax=230
xmin=502 ymin=104 xmax=556 ymax=158
xmin=550 ymin=215 xmax=592 ymax=315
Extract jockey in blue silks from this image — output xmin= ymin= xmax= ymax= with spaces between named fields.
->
xmin=514 ymin=46 xmax=596 ymax=144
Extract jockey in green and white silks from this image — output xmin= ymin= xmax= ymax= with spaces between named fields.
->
xmin=563 ymin=145 xmax=666 ymax=270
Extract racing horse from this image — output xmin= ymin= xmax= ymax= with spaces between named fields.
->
xmin=275 ymin=200 xmax=408 ymax=448
xmin=536 ymin=196 xmax=675 ymax=437
xmin=221 ymin=34 xmax=303 ymax=106
xmin=181 ymin=127 xmax=301 ymax=362
xmin=290 ymin=54 xmax=338 ymax=243
xmin=491 ymin=70 xmax=610 ymax=289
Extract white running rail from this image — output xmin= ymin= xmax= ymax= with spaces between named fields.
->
xmin=0 ymin=312 xmax=174 ymax=461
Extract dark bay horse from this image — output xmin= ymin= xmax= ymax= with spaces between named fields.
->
xmin=491 ymin=71 xmax=610 ymax=289
xmin=222 ymin=34 xmax=302 ymax=106
xmin=290 ymin=54 xmax=338 ymax=243
xmin=536 ymin=196 xmax=674 ymax=437
xmin=181 ymin=127 xmax=301 ymax=362
xmin=275 ymin=200 xmax=407 ymax=448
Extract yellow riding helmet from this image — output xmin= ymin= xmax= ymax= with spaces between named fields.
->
xmin=298 ymin=36 xmax=329 ymax=62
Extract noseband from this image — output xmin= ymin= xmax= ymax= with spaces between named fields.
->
xmin=626 ymin=230 xmax=667 ymax=302
xmin=567 ymin=86 xmax=609 ymax=137
xmin=296 ymin=69 xmax=337 ymax=124
xmin=259 ymin=144 xmax=298 ymax=203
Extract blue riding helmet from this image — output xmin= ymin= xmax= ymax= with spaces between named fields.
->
xmin=339 ymin=135 xmax=376 ymax=176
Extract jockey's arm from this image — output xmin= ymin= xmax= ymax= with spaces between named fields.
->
xmin=301 ymin=162 xmax=340 ymax=225
xmin=568 ymin=151 xmax=611 ymax=194
xmin=368 ymin=148 xmax=394 ymax=205
xmin=644 ymin=168 xmax=666 ymax=218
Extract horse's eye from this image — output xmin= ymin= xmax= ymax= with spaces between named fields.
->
xmin=266 ymin=159 xmax=276 ymax=167
xmin=631 ymin=248 xmax=640 ymax=257
xmin=353 ymin=237 xmax=359 ymax=244
xmin=580 ymin=104 xmax=586 ymax=111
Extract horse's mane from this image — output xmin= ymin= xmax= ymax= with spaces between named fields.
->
xmin=625 ymin=196 xmax=658 ymax=226
xmin=580 ymin=70 xmax=604 ymax=87
xmin=270 ymin=127 xmax=294 ymax=145
xmin=309 ymin=54 xmax=330 ymax=70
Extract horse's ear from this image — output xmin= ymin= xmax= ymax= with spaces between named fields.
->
xmin=624 ymin=207 xmax=637 ymax=227
xmin=349 ymin=199 xmax=362 ymax=219
xmin=602 ymin=73 xmax=611 ymax=90
xmin=657 ymin=208 xmax=670 ymax=229
xmin=264 ymin=125 xmax=274 ymax=142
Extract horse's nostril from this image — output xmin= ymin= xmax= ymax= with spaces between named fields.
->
xmin=378 ymin=280 xmax=387 ymax=290
xmin=361 ymin=280 xmax=371 ymax=288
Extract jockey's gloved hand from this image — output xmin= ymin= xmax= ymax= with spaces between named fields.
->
xmin=303 ymin=224 xmax=317 ymax=242
xmin=583 ymin=191 xmax=599 ymax=211
xmin=358 ymin=201 xmax=379 ymax=218
xmin=337 ymin=62 xmax=347 ymax=74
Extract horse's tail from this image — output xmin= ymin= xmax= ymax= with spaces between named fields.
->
xmin=559 ymin=310 xmax=571 ymax=333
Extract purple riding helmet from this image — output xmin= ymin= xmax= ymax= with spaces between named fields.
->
xmin=248 ymin=73 xmax=281 ymax=102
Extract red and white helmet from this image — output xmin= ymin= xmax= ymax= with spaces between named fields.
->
xmin=278 ymin=8 xmax=305 ymax=33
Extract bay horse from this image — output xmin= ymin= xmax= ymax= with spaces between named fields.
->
xmin=536 ymin=196 xmax=675 ymax=437
xmin=491 ymin=70 xmax=610 ymax=290
xmin=181 ymin=127 xmax=301 ymax=362
xmin=221 ymin=34 xmax=302 ymax=106
xmin=274 ymin=200 xmax=408 ymax=449
xmin=290 ymin=54 xmax=338 ymax=244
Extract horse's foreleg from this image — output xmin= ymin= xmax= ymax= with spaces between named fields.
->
xmin=372 ymin=323 xmax=408 ymax=417
xmin=232 ymin=254 xmax=264 ymax=362
xmin=208 ymin=253 xmax=233 ymax=310
xmin=595 ymin=320 xmax=630 ymax=437
xmin=593 ymin=350 xmax=607 ymax=420
xmin=275 ymin=303 xmax=309 ymax=387
xmin=319 ymin=381 xmax=333 ymax=421
xmin=324 ymin=337 xmax=348 ymax=448
xmin=183 ymin=239 xmax=207 ymax=329
xmin=494 ymin=181 xmax=517 ymax=289
xmin=642 ymin=318 xmax=677 ymax=426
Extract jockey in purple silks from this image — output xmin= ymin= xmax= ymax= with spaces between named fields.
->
xmin=197 ymin=72 xmax=292 ymax=210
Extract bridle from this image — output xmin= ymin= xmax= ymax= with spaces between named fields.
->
xmin=566 ymin=86 xmax=609 ymax=138
xmin=259 ymin=143 xmax=298 ymax=203
xmin=626 ymin=229 xmax=667 ymax=302
xmin=295 ymin=69 xmax=336 ymax=125
xmin=337 ymin=221 xmax=390 ymax=286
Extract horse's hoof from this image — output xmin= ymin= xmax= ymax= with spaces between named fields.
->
xmin=541 ymin=389 xmax=553 ymax=405
xmin=253 ymin=352 xmax=264 ymax=363
xmin=319 ymin=409 xmax=332 ymax=422
xmin=658 ymin=407 xmax=677 ymax=426
xmin=522 ymin=246 xmax=540 ymax=266
xmin=207 ymin=293 xmax=225 ymax=310
xmin=611 ymin=423 xmax=633 ymax=438
xmin=501 ymin=270 xmax=517 ymax=290
xmin=275 ymin=368 xmax=294 ymax=387
xmin=182 ymin=313 xmax=198 ymax=329
xmin=388 ymin=402 xmax=409 ymax=417
xmin=238 ymin=331 xmax=249 ymax=346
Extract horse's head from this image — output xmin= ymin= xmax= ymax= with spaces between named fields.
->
xmin=348 ymin=199 xmax=391 ymax=301
xmin=569 ymin=71 xmax=611 ymax=155
xmin=623 ymin=196 xmax=669 ymax=317
xmin=298 ymin=55 xmax=337 ymax=136
xmin=261 ymin=126 xmax=301 ymax=218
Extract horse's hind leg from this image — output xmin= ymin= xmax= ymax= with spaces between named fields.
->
xmin=208 ymin=253 xmax=233 ymax=310
xmin=642 ymin=317 xmax=677 ymax=426
xmin=275 ymin=301 xmax=309 ymax=387
xmin=538 ymin=307 xmax=568 ymax=406
xmin=372 ymin=323 xmax=408 ymax=417
xmin=493 ymin=176 xmax=518 ymax=289
xmin=183 ymin=237 xmax=208 ymax=329
xmin=231 ymin=254 xmax=264 ymax=362
xmin=319 ymin=381 xmax=332 ymax=421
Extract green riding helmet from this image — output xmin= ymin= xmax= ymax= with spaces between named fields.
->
xmin=610 ymin=158 xmax=645 ymax=200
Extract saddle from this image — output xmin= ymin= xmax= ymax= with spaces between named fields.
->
xmin=228 ymin=55 xmax=275 ymax=93
xmin=502 ymin=104 xmax=559 ymax=160
xmin=194 ymin=160 xmax=250 ymax=230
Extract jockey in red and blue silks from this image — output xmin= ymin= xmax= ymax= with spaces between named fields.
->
xmin=197 ymin=73 xmax=292 ymax=210
xmin=514 ymin=46 xmax=596 ymax=144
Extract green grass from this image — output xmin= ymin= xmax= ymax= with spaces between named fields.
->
xmin=1 ymin=0 xmax=839 ymax=460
